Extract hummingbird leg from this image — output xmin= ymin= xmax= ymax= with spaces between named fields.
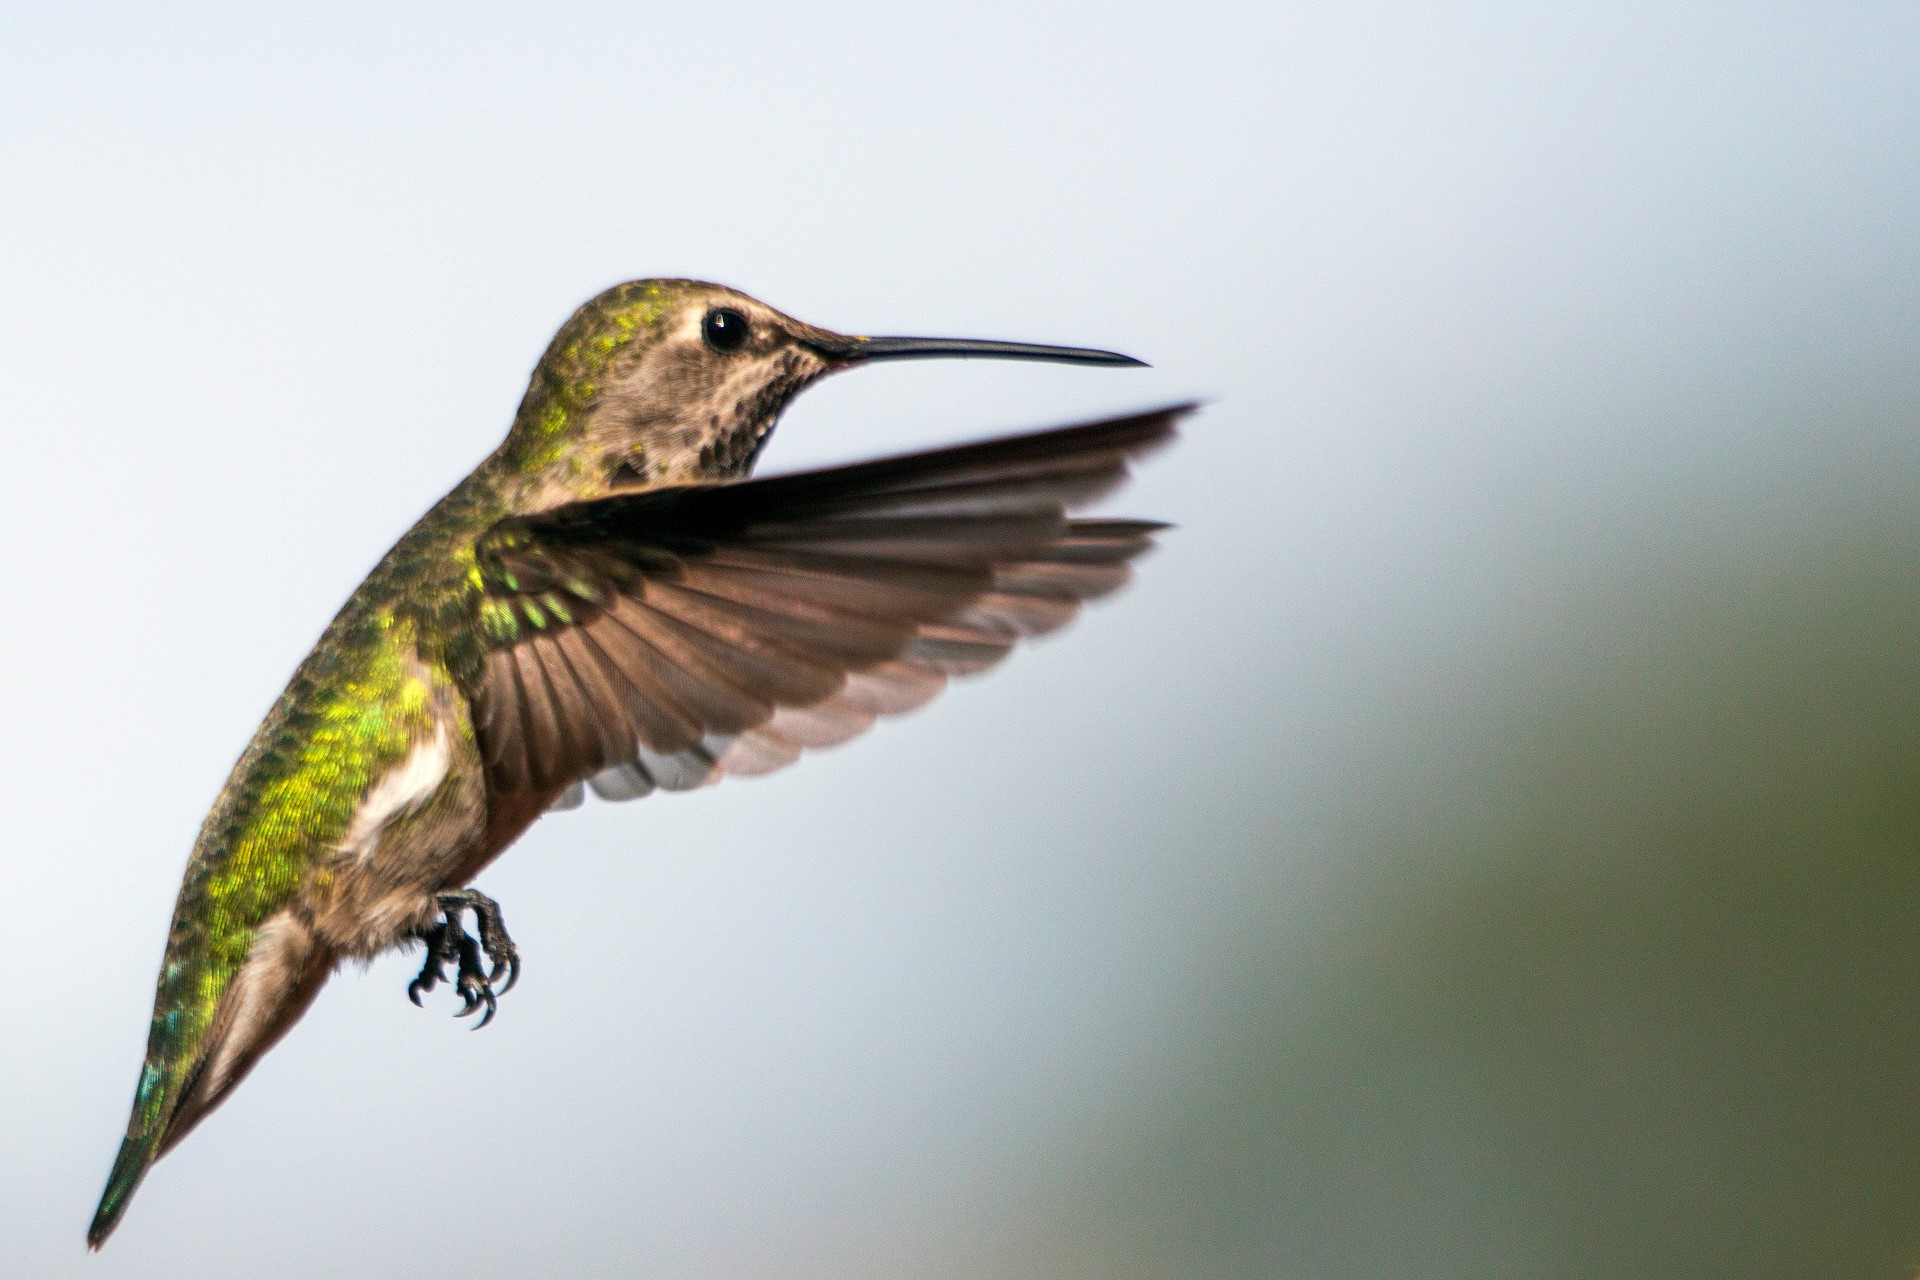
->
xmin=437 ymin=888 xmax=521 ymax=996
xmin=405 ymin=889 xmax=520 ymax=1029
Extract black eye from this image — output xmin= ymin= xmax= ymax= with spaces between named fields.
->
xmin=702 ymin=307 xmax=750 ymax=353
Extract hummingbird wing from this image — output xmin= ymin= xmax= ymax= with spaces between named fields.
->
xmin=464 ymin=404 xmax=1186 ymax=799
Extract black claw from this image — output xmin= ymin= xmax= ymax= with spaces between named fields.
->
xmin=403 ymin=889 xmax=519 ymax=1028
xmin=497 ymin=956 xmax=521 ymax=997
xmin=406 ymin=921 xmax=456 ymax=1006
xmin=464 ymin=895 xmax=521 ymax=996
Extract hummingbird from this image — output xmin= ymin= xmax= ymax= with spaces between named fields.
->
xmin=87 ymin=278 xmax=1183 ymax=1248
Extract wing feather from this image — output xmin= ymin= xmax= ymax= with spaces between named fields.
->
xmin=588 ymin=762 xmax=657 ymax=801
xmin=576 ymin=609 xmax=710 ymax=750
xmin=465 ymin=403 xmax=1187 ymax=801
xmin=510 ymin=642 xmax=571 ymax=788
xmin=599 ymin=602 xmax=779 ymax=736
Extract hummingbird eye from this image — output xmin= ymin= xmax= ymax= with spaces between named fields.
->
xmin=702 ymin=308 xmax=751 ymax=354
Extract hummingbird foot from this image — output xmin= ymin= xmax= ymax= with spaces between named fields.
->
xmin=406 ymin=889 xmax=521 ymax=1029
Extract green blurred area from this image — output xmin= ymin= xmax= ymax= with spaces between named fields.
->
xmin=1047 ymin=516 xmax=1920 ymax=1278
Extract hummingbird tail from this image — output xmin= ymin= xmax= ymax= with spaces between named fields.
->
xmin=87 ymin=911 xmax=336 ymax=1249
xmin=88 ymin=1130 xmax=162 ymax=1250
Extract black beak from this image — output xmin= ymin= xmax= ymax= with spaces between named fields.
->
xmin=806 ymin=333 xmax=1146 ymax=367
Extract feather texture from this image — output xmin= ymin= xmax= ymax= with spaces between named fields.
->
xmin=468 ymin=405 xmax=1186 ymax=796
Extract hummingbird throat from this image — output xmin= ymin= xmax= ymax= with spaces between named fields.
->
xmin=693 ymin=352 xmax=815 ymax=479
xmin=598 ymin=346 xmax=820 ymax=490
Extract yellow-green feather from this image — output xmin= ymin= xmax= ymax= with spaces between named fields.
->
xmin=501 ymin=279 xmax=675 ymax=477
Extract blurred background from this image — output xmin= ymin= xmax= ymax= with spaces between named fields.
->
xmin=3 ymin=4 xmax=1919 ymax=1276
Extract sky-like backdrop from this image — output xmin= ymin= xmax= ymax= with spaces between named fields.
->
xmin=3 ymin=5 xmax=1919 ymax=1277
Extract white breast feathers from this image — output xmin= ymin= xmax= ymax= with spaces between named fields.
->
xmin=338 ymin=723 xmax=451 ymax=860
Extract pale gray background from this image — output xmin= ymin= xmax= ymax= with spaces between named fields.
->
xmin=4 ymin=5 xmax=1919 ymax=1277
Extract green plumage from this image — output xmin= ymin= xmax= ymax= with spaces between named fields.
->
xmin=93 ymin=497 xmax=493 ymax=1239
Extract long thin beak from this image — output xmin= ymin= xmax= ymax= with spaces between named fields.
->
xmin=806 ymin=333 xmax=1147 ymax=367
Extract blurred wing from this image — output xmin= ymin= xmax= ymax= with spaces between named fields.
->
xmin=467 ymin=403 xmax=1186 ymax=802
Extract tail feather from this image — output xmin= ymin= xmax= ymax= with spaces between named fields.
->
xmin=87 ymin=910 xmax=333 ymax=1249
xmin=87 ymin=1126 xmax=168 ymax=1249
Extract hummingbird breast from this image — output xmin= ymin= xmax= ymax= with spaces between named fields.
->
xmin=303 ymin=658 xmax=491 ymax=958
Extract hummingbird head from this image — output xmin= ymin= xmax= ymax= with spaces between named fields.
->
xmin=495 ymin=279 xmax=1143 ymax=500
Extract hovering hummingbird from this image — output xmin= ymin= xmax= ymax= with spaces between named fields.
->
xmin=88 ymin=278 xmax=1182 ymax=1248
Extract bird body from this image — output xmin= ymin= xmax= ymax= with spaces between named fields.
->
xmin=89 ymin=279 xmax=1179 ymax=1247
